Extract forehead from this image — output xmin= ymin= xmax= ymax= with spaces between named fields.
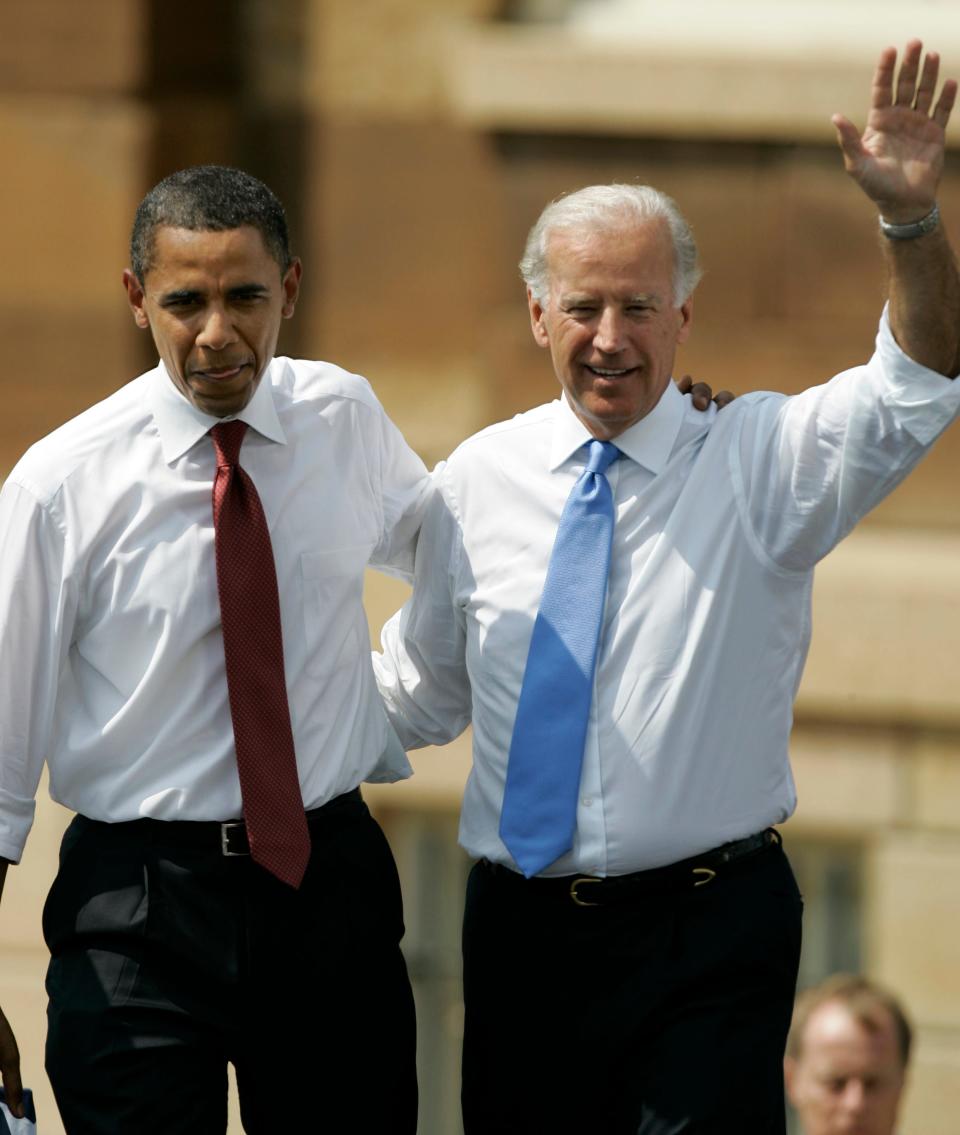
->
xmin=145 ymin=225 xmax=279 ymax=285
xmin=803 ymin=1003 xmax=902 ymax=1074
xmin=545 ymin=218 xmax=674 ymax=296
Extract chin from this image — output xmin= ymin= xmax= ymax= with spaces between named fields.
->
xmin=589 ymin=409 xmax=640 ymax=434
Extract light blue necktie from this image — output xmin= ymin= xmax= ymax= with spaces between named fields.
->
xmin=500 ymin=439 xmax=620 ymax=877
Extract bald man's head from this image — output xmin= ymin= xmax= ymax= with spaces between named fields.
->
xmin=785 ymin=976 xmax=910 ymax=1135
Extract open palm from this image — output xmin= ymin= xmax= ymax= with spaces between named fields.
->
xmin=833 ymin=41 xmax=956 ymax=220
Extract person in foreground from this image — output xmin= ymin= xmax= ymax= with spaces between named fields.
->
xmin=375 ymin=40 xmax=959 ymax=1134
xmin=785 ymin=975 xmax=912 ymax=1135
xmin=0 ymin=166 xmax=429 ymax=1132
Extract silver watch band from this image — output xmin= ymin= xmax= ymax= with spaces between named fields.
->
xmin=879 ymin=203 xmax=940 ymax=240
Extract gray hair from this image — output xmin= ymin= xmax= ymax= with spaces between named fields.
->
xmin=519 ymin=183 xmax=702 ymax=308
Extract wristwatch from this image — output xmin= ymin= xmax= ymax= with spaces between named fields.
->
xmin=879 ymin=203 xmax=940 ymax=240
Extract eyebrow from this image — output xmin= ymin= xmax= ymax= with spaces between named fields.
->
xmin=227 ymin=283 xmax=271 ymax=299
xmin=159 ymin=288 xmax=204 ymax=305
xmin=560 ymin=292 xmax=661 ymax=306
xmin=158 ymin=282 xmax=271 ymax=305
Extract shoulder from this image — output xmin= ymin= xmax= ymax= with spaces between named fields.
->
xmin=7 ymin=373 xmax=154 ymax=506
xmin=273 ymin=357 xmax=388 ymax=419
xmin=685 ymin=389 xmax=787 ymax=441
xmin=430 ymin=402 xmax=555 ymax=517
xmin=445 ymin=401 xmax=555 ymax=472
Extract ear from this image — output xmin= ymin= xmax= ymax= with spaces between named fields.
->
xmin=122 ymin=269 xmax=150 ymax=330
xmin=281 ymin=258 xmax=303 ymax=319
xmin=782 ymin=1056 xmax=798 ymax=1105
xmin=676 ymin=295 xmax=694 ymax=345
xmin=527 ymin=287 xmax=550 ymax=349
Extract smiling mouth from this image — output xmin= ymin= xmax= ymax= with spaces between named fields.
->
xmin=585 ymin=364 xmax=635 ymax=378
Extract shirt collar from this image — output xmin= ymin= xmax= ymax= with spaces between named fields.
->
xmin=549 ymin=380 xmax=686 ymax=473
xmin=149 ymin=360 xmax=287 ymax=464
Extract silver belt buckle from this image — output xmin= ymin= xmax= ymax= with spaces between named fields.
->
xmin=220 ymin=820 xmax=248 ymax=856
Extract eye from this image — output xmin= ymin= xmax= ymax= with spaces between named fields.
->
xmin=229 ymin=289 xmax=269 ymax=306
xmin=161 ymin=295 xmax=201 ymax=312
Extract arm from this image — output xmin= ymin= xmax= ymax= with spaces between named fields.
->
xmin=0 ymin=481 xmax=72 ymax=1119
xmin=833 ymin=40 xmax=960 ymax=376
xmin=374 ymin=476 xmax=472 ymax=750
xmin=368 ymin=397 xmax=432 ymax=582
xmin=0 ymin=861 xmax=24 ymax=1118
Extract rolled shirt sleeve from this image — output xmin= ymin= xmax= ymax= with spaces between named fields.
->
xmin=0 ymin=478 xmax=75 ymax=862
xmin=734 ymin=306 xmax=960 ymax=574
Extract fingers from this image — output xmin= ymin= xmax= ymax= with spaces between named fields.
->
xmin=900 ymin=42 xmax=955 ymax=129
xmin=871 ymin=45 xmax=898 ymax=110
xmin=894 ymin=39 xmax=924 ymax=107
xmin=678 ymin=377 xmax=736 ymax=412
xmin=0 ymin=1009 xmax=23 ymax=1119
xmin=874 ymin=39 xmax=955 ymax=126
xmin=676 ymin=376 xmax=710 ymax=410
xmin=689 ymin=382 xmax=711 ymax=411
xmin=933 ymin=77 xmax=958 ymax=130
xmin=914 ymin=50 xmax=940 ymax=114
xmin=1 ymin=1076 xmax=23 ymax=1120
xmin=830 ymin=113 xmax=862 ymax=166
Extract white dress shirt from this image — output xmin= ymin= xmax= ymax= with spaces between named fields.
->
xmin=0 ymin=357 xmax=431 ymax=863
xmin=375 ymin=312 xmax=960 ymax=876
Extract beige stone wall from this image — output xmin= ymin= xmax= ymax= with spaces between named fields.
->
xmin=772 ymin=529 xmax=960 ymax=1133
xmin=0 ymin=5 xmax=149 ymax=470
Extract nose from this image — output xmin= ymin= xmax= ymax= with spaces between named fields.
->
xmin=197 ymin=305 xmax=238 ymax=352
xmin=593 ymin=307 xmax=625 ymax=355
xmin=841 ymin=1079 xmax=867 ymax=1114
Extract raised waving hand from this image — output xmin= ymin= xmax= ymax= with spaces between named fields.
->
xmin=832 ymin=40 xmax=956 ymax=223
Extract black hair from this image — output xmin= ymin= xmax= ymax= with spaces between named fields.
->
xmin=130 ymin=165 xmax=292 ymax=282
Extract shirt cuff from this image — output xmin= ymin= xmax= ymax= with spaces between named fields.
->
xmin=0 ymin=789 xmax=36 ymax=864
xmin=876 ymin=304 xmax=960 ymax=445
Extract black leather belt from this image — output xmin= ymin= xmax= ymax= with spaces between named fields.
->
xmin=85 ymin=788 xmax=366 ymax=856
xmin=482 ymin=829 xmax=780 ymax=907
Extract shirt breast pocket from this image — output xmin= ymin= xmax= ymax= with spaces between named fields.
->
xmin=300 ymin=547 xmax=372 ymax=680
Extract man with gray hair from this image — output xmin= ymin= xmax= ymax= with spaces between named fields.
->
xmin=785 ymin=975 xmax=912 ymax=1135
xmin=375 ymin=40 xmax=959 ymax=1133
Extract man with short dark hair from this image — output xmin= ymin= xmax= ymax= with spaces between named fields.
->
xmin=785 ymin=975 xmax=912 ymax=1135
xmin=375 ymin=41 xmax=959 ymax=1133
xmin=0 ymin=165 xmax=427 ymax=1132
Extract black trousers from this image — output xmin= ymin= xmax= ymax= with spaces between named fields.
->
xmin=462 ymin=839 xmax=802 ymax=1135
xmin=43 ymin=790 xmax=417 ymax=1134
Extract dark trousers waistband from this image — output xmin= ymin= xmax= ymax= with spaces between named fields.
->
xmin=481 ymin=829 xmax=781 ymax=907
xmin=78 ymin=787 xmax=366 ymax=857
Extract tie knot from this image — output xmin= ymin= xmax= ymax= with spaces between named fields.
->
xmin=211 ymin=420 xmax=249 ymax=468
xmin=585 ymin=439 xmax=620 ymax=476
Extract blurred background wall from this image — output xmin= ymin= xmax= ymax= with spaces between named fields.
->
xmin=1 ymin=1 xmax=958 ymax=1131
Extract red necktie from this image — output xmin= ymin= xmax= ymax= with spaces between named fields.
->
xmin=211 ymin=420 xmax=311 ymax=888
